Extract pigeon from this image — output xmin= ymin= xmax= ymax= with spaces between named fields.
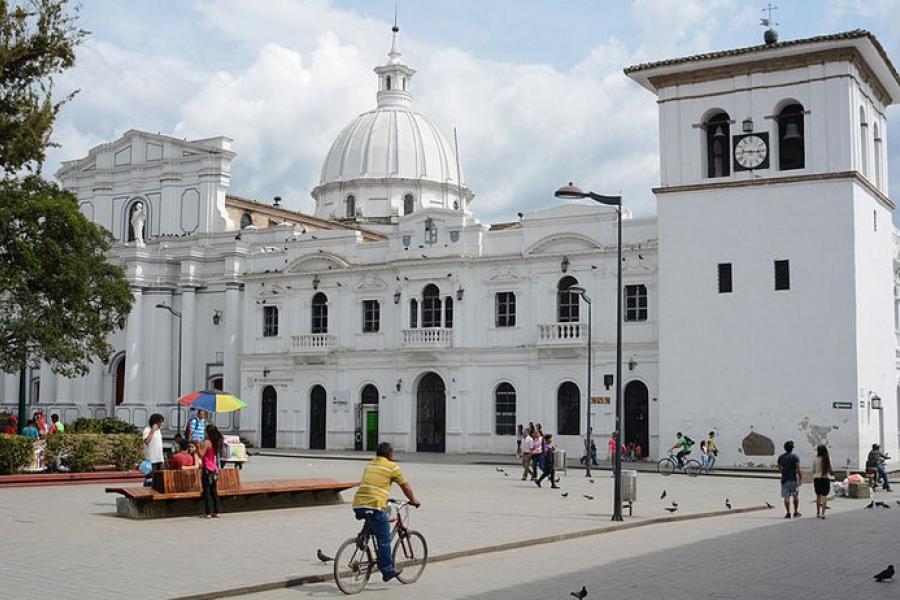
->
xmin=671 ymin=502 xmax=678 ymax=508
xmin=664 ymin=506 xmax=678 ymax=513
xmin=874 ymin=501 xmax=891 ymax=509
xmin=873 ymin=565 xmax=894 ymax=582
xmin=495 ymin=467 xmax=505 ymax=473
xmin=660 ymin=490 xmax=667 ymax=500
xmin=588 ymin=479 xmax=595 ymax=484
xmin=316 ymin=549 xmax=333 ymax=563
xmin=570 ymin=586 xmax=588 ymax=599
xmin=725 ymin=499 xmax=732 ymax=510
xmin=766 ymin=502 xmax=773 ymax=509
xmin=561 ymin=492 xmax=569 ymax=498
xmin=896 ymin=500 xmax=900 ymax=507
xmin=582 ymin=494 xmax=594 ymax=500
xmin=865 ymin=500 xmax=875 ymax=509
xmin=503 ymin=472 xmax=509 ymax=477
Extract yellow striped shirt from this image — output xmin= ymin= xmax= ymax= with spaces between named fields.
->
xmin=352 ymin=456 xmax=407 ymax=510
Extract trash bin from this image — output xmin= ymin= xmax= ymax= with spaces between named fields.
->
xmin=622 ymin=469 xmax=638 ymax=502
xmin=554 ymin=449 xmax=567 ymax=477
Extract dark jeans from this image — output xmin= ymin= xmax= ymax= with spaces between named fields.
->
xmin=531 ymin=454 xmax=543 ymax=479
xmin=354 ymin=507 xmax=395 ymax=576
xmin=202 ymin=469 xmax=221 ymax=515
xmin=537 ymin=466 xmax=557 ymax=487
xmin=580 ymin=451 xmax=599 ymax=466
xmin=675 ymin=450 xmax=688 ymax=467
xmin=873 ymin=464 xmax=892 ymax=490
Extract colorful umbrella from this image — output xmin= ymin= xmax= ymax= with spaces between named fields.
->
xmin=178 ymin=390 xmax=247 ymax=413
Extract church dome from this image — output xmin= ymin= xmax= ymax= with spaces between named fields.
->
xmin=312 ymin=26 xmax=471 ymax=223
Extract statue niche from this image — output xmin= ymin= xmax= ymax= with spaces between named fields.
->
xmin=128 ymin=201 xmax=146 ymax=247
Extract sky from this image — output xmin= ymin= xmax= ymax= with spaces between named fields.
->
xmin=45 ymin=0 xmax=900 ymax=223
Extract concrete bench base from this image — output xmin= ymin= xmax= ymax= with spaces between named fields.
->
xmin=115 ymin=487 xmax=346 ymax=519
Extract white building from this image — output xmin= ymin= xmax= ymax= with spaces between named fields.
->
xmin=1 ymin=28 xmax=898 ymax=469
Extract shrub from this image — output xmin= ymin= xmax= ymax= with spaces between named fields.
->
xmin=71 ymin=417 xmax=140 ymax=435
xmin=106 ymin=434 xmax=144 ymax=471
xmin=45 ymin=434 xmax=105 ymax=472
xmin=0 ymin=434 xmax=36 ymax=475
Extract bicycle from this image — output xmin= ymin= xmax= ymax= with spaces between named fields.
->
xmin=333 ymin=499 xmax=428 ymax=595
xmin=657 ymin=452 xmax=701 ymax=477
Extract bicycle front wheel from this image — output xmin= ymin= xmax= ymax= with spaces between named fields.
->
xmin=657 ymin=458 xmax=675 ymax=476
xmin=334 ymin=537 xmax=374 ymax=595
xmin=684 ymin=460 xmax=702 ymax=477
xmin=393 ymin=530 xmax=428 ymax=584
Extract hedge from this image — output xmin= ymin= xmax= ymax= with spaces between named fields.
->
xmin=71 ymin=417 xmax=140 ymax=435
xmin=0 ymin=435 xmax=36 ymax=475
xmin=44 ymin=433 xmax=143 ymax=472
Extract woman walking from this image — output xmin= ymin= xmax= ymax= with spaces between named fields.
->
xmin=197 ymin=423 xmax=224 ymax=518
xmin=812 ymin=444 xmax=833 ymax=519
xmin=536 ymin=434 xmax=559 ymax=488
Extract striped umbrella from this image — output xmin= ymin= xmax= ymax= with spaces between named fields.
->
xmin=178 ymin=390 xmax=247 ymax=413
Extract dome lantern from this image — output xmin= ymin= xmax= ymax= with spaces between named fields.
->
xmin=374 ymin=25 xmax=416 ymax=110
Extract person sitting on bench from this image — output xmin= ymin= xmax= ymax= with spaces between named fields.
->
xmin=866 ymin=443 xmax=892 ymax=492
xmin=169 ymin=438 xmax=199 ymax=470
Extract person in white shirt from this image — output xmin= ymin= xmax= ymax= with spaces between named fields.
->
xmin=520 ymin=428 xmax=534 ymax=480
xmin=142 ymin=413 xmax=165 ymax=472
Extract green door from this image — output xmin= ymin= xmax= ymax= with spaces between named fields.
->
xmin=365 ymin=410 xmax=378 ymax=451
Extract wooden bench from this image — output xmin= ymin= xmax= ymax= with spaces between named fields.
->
xmin=106 ymin=471 xmax=357 ymax=519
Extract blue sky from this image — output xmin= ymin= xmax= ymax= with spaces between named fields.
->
xmin=49 ymin=0 xmax=900 ymax=222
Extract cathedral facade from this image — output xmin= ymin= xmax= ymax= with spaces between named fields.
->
xmin=2 ymin=28 xmax=898 ymax=469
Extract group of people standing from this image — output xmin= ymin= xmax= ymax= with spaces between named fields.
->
xmin=516 ymin=423 xmax=559 ymax=488
xmin=3 ymin=410 xmax=65 ymax=439
xmin=142 ymin=409 xmax=225 ymax=518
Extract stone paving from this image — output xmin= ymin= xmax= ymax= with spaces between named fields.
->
xmin=0 ymin=454 xmax=878 ymax=599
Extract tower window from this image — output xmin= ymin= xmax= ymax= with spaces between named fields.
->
xmin=346 ymin=195 xmax=356 ymax=218
xmin=860 ymin=106 xmax=869 ymax=177
xmin=403 ymin=193 xmax=415 ymax=215
xmin=774 ymin=260 xmax=790 ymax=291
xmin=718 ymin=263 xmax=733 ymax=294
xmin=422 ymin=284 xmax=441 ymax=327
xmin=778 ymin=103 xmax=805 ymax=170
xmin=706 ymin=112 xmax=731 ymax=178
xmin=240 ymin=212 xmax=252 ymax=229
xmin=444 ymin=296 xmax=453 ymax=329
xmin=625 ymin=285 xmax=648 ymax=322
xmin=409 ymin=298 xmax=418 ymax=329
xmin=386 ymin=76 xmax=392 ymax=91
xmin=874 ymin=123 xmax=883 ymax=188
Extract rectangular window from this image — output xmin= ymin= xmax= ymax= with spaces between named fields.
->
xmin=262 ymin=306 xmax=279 ymax=337
xmin=495 ymin=292 xmax=516 ymax=327
xmin=774 ymin=260 xmax=790 ymax=291
xmin=444 ymin=297 xmax=454 ymax=329
xmin=362 ymin=300 xmax=380 ymax=333
xmin=717 ymin=263 xmax=733 ymax=294
xmin=624 ymin=285 xmax=648 ymax=322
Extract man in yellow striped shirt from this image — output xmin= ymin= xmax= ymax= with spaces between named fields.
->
xmin=352 ymin=442 xmax=421 ymax=582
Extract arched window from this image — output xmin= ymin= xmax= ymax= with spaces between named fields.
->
xmin=346 ymin=195 xmax=356 ymax=218
xmin=778 ymin=103 xmax=804 ymax=170
xmin=705 ymin=112 xmax=731 ymax=178
xmin=860 ymin=106 xmax=868 ymax=177
xmin=403 ymin=193 xmax=415 ymax=215
xmin=444 ymin=297 xmax=453 ymax=329
xmin=557 ymin=382 xmax=580 ymax=435
xmin=311 ymin=292 xmax=328 ymax=333
xmin=386 ymin=76 xmax=392 ymax=91
xmin=240 ymin=212 xmax=252 ymax=229
xmin=495 ymin=383 xmax=516 ymax=435
xmin=361 ymin=384 xmax=379 ymax=405
xmin=874 ymin=122 xmax=883 ymax=188
xmin=409 ymin=298 xmax=418 ymax=328
xmin=557 ymin=276 xmax=580 ymax=323
xmin=422 ymin=284 xmax=441 ymax=328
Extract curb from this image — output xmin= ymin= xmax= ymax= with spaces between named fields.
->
xmin=170 ymin=504 xmax=770 ymax=600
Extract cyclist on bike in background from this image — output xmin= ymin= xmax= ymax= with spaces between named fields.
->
xmin=667 ymin=432 xmax=694 ymax=468
xmin=352 ymin=442 xmax=422 ymax=583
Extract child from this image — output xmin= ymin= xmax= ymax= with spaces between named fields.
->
xmin=699 ymin=440 xmax=710 ymax=469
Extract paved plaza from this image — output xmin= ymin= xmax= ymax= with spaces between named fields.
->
xmin=1 ymin=454 xmax=893 ymax=599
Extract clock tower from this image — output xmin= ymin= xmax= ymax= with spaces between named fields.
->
xmin=625 ymin=30 xmax=900 ymax=469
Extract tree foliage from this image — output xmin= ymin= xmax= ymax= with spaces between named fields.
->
xmin=0 ymin=0 xmax=87 ymax=174
xmin=0 ymin=176 xmax=133 ymax=376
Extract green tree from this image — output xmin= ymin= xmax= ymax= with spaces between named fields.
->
xmin=1 ymin=1 xmax=132 ymax=432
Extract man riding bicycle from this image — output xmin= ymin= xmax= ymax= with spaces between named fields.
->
xmin=352 ymin=442 xmax=422 ymax=582
xmin=667 ymin=432 xmax=694 ymax=468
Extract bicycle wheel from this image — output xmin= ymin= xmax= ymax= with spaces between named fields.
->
xmin=334 ymin=537 xmax=374 ymax=595
xmin=684 ymin=460 xmax=702 ymax=477
xmin=393 ymin=530 xmax=428 ymax=584
xmin=657 ymin=458 xmax=675 ymax=476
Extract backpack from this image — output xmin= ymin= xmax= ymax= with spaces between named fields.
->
xmin=683 ymin=435 xmax=695 ymax=446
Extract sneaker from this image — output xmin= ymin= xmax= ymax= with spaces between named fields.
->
xmin=535 ymin=479 xmax=542 ymax=487
xmin=784 ymin=513 xmax=791 ymax=519
xmin=382 ymin=568 xmax=403 ymax=582
xmin=793 ymin=512 xmax=801 ymax=518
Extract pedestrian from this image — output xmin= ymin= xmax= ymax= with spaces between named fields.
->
xmin=530 ymin=428 xmax=543 ymax=481
xmin=812 ymin=444 xmax=833 ymax=519
xmin=608 ymin=432 xmax=620 ymax=461
xmin=186 ymin=409 xmax=207 ymax=443
xmin=866 ymin=443 xmax=892 ymax=492
xmin=515 ymin=424 xmax=524 ymax=457
xmin=634 ymin=443 xmax=643 ymax=462
xmin=3 ymin=415 xmax=18 ymax=435
xmin=49 ymin=414 xmax=65 ymax=434
xmin=777 ymin=440 xmax=802 ymax=518
xmin=520 ymin=427 xmax=534 ymax=480
xmin=706 ymin=431 xmax=718 ymax=470
xmin=667 ymin=432 xmax=694 ymax=468
xmin=142 ymin=414 xmax=165 ymax=473
xmin=699 ymin=440 xmax=710 ymax=469
xmin=197 ymin=423 xmax=224 ymax=518
xmin=536 ymin=434 xmax=559 ymax=488
xmin=21 ymin=419 xmax=39 ymax=440
xmin=34 ymin=409 xmax=48 ymax=436
xmin=169 ymin=438 xmax=199 ymax=470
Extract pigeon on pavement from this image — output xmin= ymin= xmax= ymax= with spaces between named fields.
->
xmin=765 ymin=502 xmax=774 ymax=509
xmin=671 ymin=502 xmax=678 ymax=508
xmin=664 ymin=506 xmax=678 ymax=513
xmin=725 ymin=499 xmax=732 ymax=509
xmin=865 ymin=500 xmax=875 ymax=509
xmin=588 ymin=479 xmax=595 ymax=484
xmin=570 ymin=585 xmax=588 ymax=599
xmin=583 ymin=494 xmax=595 ymax=500
xmin=561 ymin=492 xmax=569 ymax=498
xmin=873 ymin=565 xmax=894 ymax=582
xmin=316 ymin=549 xmax=333 ymax=563
xmin=874 ymin=501 xmax=891 ymax=509
xmin=660 ymin=490 xmax=667 ymax=500
xmin=896 ymin=500 xmax=900 ymax=507
xmin=496 ymin=467 xmax=505 ymax=473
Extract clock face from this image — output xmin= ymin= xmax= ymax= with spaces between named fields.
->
xmin=732 ymin=133 xmax=769 ymax=170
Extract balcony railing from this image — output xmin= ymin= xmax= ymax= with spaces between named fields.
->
xmin=402 ymin=328 xmax=452 ymax=348
xmin=290 ymin=334 xmax=336 ymax=352
xmin=537 ymin=322 xmax=587 ymax=344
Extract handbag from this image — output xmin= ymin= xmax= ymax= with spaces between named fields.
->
xmin=138 ymin=459 xmax=152 ymax=475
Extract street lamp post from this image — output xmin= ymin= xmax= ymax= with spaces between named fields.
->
xmin=555 ymin=183 xmax=624 ymax=522
xmin=567 ymin=285 xmax=593 ymax=478
xmin=155 ymin=303 xmax=183 ymax=432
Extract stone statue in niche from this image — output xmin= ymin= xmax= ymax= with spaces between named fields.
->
xmin=130 ymin=202 xmax=146 ymax=248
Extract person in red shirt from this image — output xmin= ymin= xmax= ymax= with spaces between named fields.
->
xmin=168 ymin=438 xmax=199 ymax=470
